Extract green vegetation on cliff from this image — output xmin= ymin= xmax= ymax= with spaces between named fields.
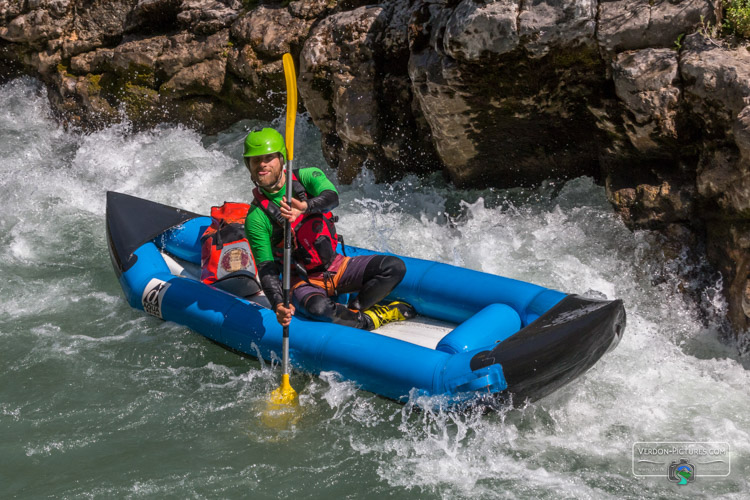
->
xmin=724 ymin=0 xmax=750 ymax=38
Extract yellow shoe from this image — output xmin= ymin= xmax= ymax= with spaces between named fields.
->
xmin=364 ymin=301 xmax=416 ymax=330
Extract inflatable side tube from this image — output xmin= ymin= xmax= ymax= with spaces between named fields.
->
xmin=158 ymin=216 xmax=209 ymax=264
xmin=341 ymin=245 xmax=567 ymax=325
xmin=106 ymin=191 xmax=200 ymax=276
xmin=470 ymin=295 xmax=626 ymax=403
xmin=436 ymin=303 xmax=521 ymax=354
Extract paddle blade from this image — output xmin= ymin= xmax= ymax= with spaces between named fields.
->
xmin=282 ymin=53 xmax=297 ymax=162
xmin=269 ymin=373 xmax=298 ymax=406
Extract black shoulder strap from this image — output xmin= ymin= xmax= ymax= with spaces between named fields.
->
xmin=252 ymin=187 xmax=286 ymax=227
xmin=251 ymin=171 xmax=311 ymax=227
xmin=291 ymin=169 xmax=308 ymax=202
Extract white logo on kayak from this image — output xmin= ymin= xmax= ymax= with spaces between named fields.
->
xmin=142 ymin=278 xmax=170 ymax=319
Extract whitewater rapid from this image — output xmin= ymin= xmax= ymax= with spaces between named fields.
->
xmin=1 ymin=77 xmax=748 ymax=498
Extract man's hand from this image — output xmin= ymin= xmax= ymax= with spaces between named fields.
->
xmin=279 ymin=197 xmax=308 ymax=222
xmin=275 ymin=302 xmax=295 ymax=326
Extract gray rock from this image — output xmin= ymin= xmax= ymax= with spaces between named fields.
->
xmin=441 ymin=0 xmax=597 ymax=61
xmin=443 ymin=0 xmax=520 ymax=62
xmin=696 ymin=148 xmax=740 ymax=201
xmin=409 ymin=48 xmax=477 ymax=176
xmin=519 ymin=0 xmax=597 ymax=58
xmin=1 ymin=1 xmax=72 ymax=20
xmin=177 ymin=0 xmax=241 ymax=35
xmin=0 ymin=8 xmax=70 ymax=44
xmin=27 ymin=47 xmax=62 ymax=76
xmin=742 ymin=278 xmax=750 ymax=319
xmin=734 ymin=106 xmax=750 ymax=162
xmin=0 ymin=1 xmax=27 ymax=23
xmin=70 ymin=48 xmax=113 ymax=75
xmin=300 ymin=6 xmax=385 ymax=180
xmin=409 ymin=0 xmax=609 ymax=186
xmin=61 ymin=0 xmax=137 ymax=58
xmin=681 ymin=34 xmax=750 ymax=117
xmin=227 ymin=43 xmax=261 ymax=83
xmin=156 ymin=31 xmax=229 ymax=79
xmin=288 ymin=0 xmax=336 ymax=20
xmin=231 ymin=6 xmax=311 ymax=59
xmin=298 ymin=1 xmax=439 ymax=181
xmin=381 ymin=0 xmax=416 ymax=59
xmin=161 ymin=57 xmax=227 ymax=97
xmin=107 ymin=36 xmax=171 ymax=85
xmin=409 ymin=2 xmax=481 ymax=181
xmin=598 ymin=0 xmax=714 ymax=55
xmin=612 ymin=48 xmax=681 ymax=151
xmin=706 ymin=221 xmax=750 ymax=332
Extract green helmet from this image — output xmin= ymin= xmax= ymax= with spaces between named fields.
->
xmin=243 ymin=127 xmax=287 ymax=162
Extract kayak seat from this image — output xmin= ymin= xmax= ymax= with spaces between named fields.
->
xmin=213 ymin=272 xmax=261 ymax=298
xmin=436 ymin=303 xmax=522 ymax=354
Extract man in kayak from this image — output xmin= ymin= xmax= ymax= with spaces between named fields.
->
xmin=242 ymin=127 xmax=416 ymax=329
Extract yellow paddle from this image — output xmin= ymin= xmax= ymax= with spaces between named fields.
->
xmin=268 ymin=53 xmax=298 ymax=406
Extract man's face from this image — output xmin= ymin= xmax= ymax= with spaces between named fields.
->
xmin=246 ymin=153 xmax=283 ymax=190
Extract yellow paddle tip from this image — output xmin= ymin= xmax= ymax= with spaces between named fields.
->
xmin=269 ymin=373 xmax=298 ymax=406
xmin=282 ymin=52 xmax=297 ymax=162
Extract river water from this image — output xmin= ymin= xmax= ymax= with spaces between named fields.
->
xmin=1 ymin=77 xmax=748 ymax=498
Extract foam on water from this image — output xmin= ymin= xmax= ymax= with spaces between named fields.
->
xmin=1 ymin=77 xmax=749 ymax=498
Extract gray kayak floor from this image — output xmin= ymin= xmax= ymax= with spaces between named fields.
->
xmin=372 ymin=315 xmax=454 ymax=349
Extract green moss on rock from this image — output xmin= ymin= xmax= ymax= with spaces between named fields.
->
xmin=122 ymin=63 xmax=157 ymax=88
xmin=86 ymin=74 xmax=103 ymax=93
xmin=121 ymin=82 xmax=160 ymax=121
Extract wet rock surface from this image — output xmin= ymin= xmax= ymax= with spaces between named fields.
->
xmin=2 ymin=0 xmax=750 ymax=335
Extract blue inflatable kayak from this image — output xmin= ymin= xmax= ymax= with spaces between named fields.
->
xmin=106 ymin=191 xmax=626 ymax=406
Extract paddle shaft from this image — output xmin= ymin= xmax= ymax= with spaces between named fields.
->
xmin=281 ymin=157 xmax=293 ymax=376
xmin=275 ymin=52 xmax=297 ymax=400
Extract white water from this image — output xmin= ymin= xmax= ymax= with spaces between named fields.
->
xmin=1 ymin=77 xmax=748 ymax=498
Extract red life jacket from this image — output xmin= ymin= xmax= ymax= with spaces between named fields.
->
xmin=252 ymin=172 xmax=339 ymax=273
xmin=200 ymin=202 xmax=258 ymax=285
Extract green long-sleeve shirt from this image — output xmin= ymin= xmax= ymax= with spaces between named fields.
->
xmin=244 ymin=167 xmax=337 ymax=264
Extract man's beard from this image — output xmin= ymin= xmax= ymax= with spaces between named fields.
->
xmin=253 ymin=165 xmax=283 ymax=189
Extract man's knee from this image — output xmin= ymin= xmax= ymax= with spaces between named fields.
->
xmin=302 ymin=294 xmax=334 ymax=318
xmin=385 ymin=256 xmax=406 ymax=280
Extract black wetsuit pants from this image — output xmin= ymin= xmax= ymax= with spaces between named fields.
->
xmin=293 ymin=255 xmax=406 ymax=330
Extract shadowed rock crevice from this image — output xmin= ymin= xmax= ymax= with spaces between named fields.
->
xmin=454 ymin=46 xmax=608 ymax=188
xmin=125 ymin=0 xmax=183 ymax=37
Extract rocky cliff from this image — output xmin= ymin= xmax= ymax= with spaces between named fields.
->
xmin=2 ymin=0 xmax=750 ymax=337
